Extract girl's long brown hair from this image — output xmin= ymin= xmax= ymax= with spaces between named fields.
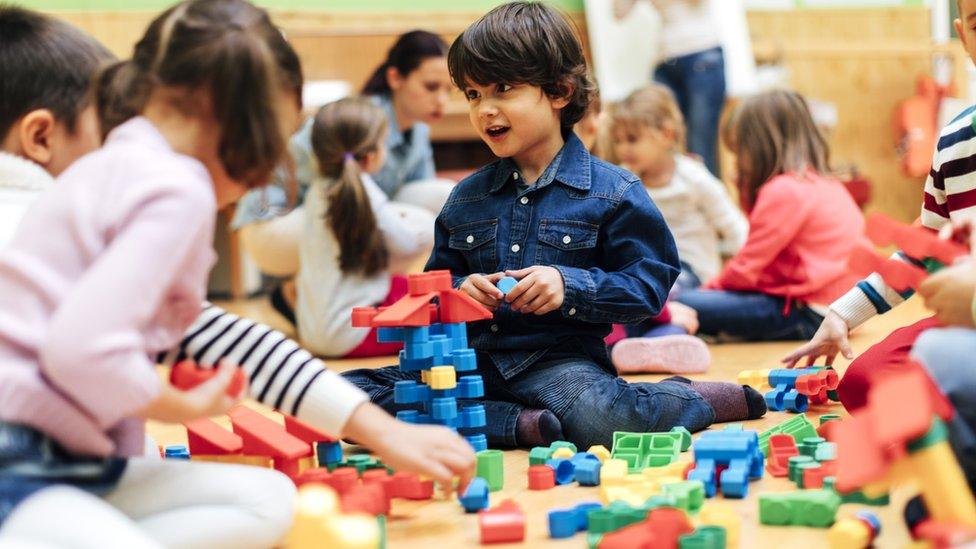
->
xmin=311 ymin=98 xmax=389 ymax=276
xmin=724 ymin=89 xmax=830 ymax=211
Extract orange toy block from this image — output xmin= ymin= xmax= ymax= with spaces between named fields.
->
xmin=170 ymin=360 xmax=246 ymax=397
xmin=184 ymin=418 xmax=243 ymax=455
xmin=766 ymin=434 xmax=798 ymax=477
xmin=284 ymin=415 xmax=337 ymax=445
xmin=408 ymin=270 xmax=453 ymax=296
xmin=227 ymin=406 xmax=312 ymax=460
xmin=439 ymin=290 xmax=494 ymax=324
xmin=371 ymin=292 xmax=438 ymax=327
xmin=351 ymin=307 xmax=378 ymax=328
xmin=599 ymin=507 xmax=693 ymax=549
xmin=390 ymin=472 xmax=433 ymax=500
xmin=340 ymin=483 xmax=390 ymax=516
xmin=479 ymin=499 xmax=525 ymax=544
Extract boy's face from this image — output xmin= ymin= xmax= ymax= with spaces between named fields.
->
xmin=612 ymin=124 xmax=674 ymax=179
xmin=1 ymin=105 xmax=101 ymax=177
xmin=956 ymin=0 xmax=976 ymax=65
xmin=462 ymin=81 xmax=568 ymax=162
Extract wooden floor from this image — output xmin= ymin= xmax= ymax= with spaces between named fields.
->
xmin=149 ymin=295 xmax=933 ymax=548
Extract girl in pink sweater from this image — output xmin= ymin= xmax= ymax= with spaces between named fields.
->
xmin=673 ymin=90 xmax=868 ymax=341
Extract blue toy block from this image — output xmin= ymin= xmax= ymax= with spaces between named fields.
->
xmin=393 ymin=381 xmax=430 ymax=405
xmin=783 ymin=391 xmax=809 ymax=413
xmin=497 ymin=276 xmax=518 ymax=295
xmin=396 ymin=410 xmax=419 ymax=424
xmin=431 ymin=388 xmax=457 ymax=399
xmin=571 ymin=452 xmax=600 ymax=467
xmin=466 ymin=434 xmax=488 ymax=452
xmin=431 ymin=336 xmax=452 ymax=365
xmin=441 ymin=323 xmax=467 ymax=349
xmin=402 ymin=326 xmax=430 ymax=345
xmin=452 ymin=349 xmax=477 ymax=372
xmin=431 ymin=397 xmax=458 ymax=420
xmin=575 ymin=460 xmax=601 ymax=486
xmin=376 ymin=327 xmax=404 ymax=343
xmin=688 ymin=430 xmax=764 ymax=499
xmin=547 ymin=458 xmax=576 ymax=485
xmin=316 ymin=441 xmax=343 ymax=464
xmin=165 ymin=445 xmax=190 ymax=459
xmin=460 ymin=404 xmax=487 ymax=429
xmin=397 ymin=351 xmax=432 ymax=372
xmin=548 ymin=508 xmax=579 ymax=538
xmin=768 ymin=369 xmax=808 ymax=387
xmin=855 ymin=511 xmax=882 ymax=533
xmin=574 ymin=502 xmax=602 ymax=531
xmin=415 ymin=413 xmax=431 ymax=424
xmin=457 ymin=376 xmax=485 ymax=399
xmin=404 ymin=341 xmax=434 ymax=360
xmin=459 ymin=477 xmax=489 ymax=513
xmin=764 ymin=370 xmax=814 ymax=414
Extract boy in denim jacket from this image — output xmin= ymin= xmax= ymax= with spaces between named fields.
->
xmin=344 ymin=2 xmax=766 ymax=449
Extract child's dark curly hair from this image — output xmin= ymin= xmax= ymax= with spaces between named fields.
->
xmin=448 ymin=1 xmax=594 ymax=131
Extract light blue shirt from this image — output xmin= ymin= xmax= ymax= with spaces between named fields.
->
xmin=233 ymin=93 xmax=436 ymax=228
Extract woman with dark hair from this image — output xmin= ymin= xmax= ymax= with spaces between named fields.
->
xmin=233 ymin=30 xmax=453 ymax=324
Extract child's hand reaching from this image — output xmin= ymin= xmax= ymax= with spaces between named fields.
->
xmin=460 ymin=273 xmax=505 ymax=310
xmin=140 ymin=360 xmax=246 ymax=423
xmin=781 ymin=311 xmax=852 ymax=368
xmin=504 ymin=266 xmax=565 ymax=315
xmin=342 ymin=402 xmax=476 ymax=487
xmin=919 ymin=258 xmax=976 ymax=327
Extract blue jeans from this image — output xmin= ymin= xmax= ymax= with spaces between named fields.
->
xmin=912 ymin=327 xmax=976 ymax=491
xmin=674 ymin=290 xmax=823 ymax=341
xmin=673 ymin=261 xmax=702 ymax=293
xmin=342 ymin=346 xmax=715 ymax=450
xmin=654 ymin=47 xmax=727 ymax=177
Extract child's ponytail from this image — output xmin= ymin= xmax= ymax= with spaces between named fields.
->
xmin=311 ymin=98 xmax=389 ymax=277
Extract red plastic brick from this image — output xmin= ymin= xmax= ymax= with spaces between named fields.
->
xmin=803 ymin=464 xmax=828 ymax=489
xmin=408 ymin=271 xmax=453 ymax=296
xmin=170 ymin=360 xmax=246 ymax=397
xmin=361 ymin=469 xmax=394 ymax=499
xmin=766 ymin=434 xmax=798 ymax=477
xmin=330 ymin=467 xmax=361 ymax=494
xmin=599 ymin=507 xmax=692 ymax=549
xmin=184 ymin=417 xmax=243 ymax=455
xmin=439 ymin=291 xmax=494 ymax=324
xmin=283 ymin=415 xmax=336 ymax=445
xmin=390 ymin=471 xmax=433 ymax=500
xmin=877 ymin=259 xmax=928 ymax=292
xmin=371 ymin=293 xmax=438 ymax=327
xmin=227 ymin=406 xmax=312 ymax=460
xmin=274 ymin=457 xmax=301 ymax=480
xmin=294 ymin=467 xmax=332 ymax=488
xmin=527 ymin=464 xmax=555 ymax=490
xmin=351 ymin=307 xmax=378 ymax=328
xmin=340 ymin=483 xmax=390 ymax=516
xmin=913 ymin=519 xmax=976 ymax=546
xmin=479 ymin=499 xmax=525 ymax=544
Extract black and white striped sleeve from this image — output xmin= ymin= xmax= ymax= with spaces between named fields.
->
xmin=157 ymin=302 xmax=368 ymax=436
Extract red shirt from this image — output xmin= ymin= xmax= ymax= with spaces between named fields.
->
xmin=706 ymin=171 xmax=867 ymax=306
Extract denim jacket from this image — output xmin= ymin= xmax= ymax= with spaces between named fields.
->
xmin=232 ymin=94 xmax=435 ymax=228
xmin=425 ymin=133 xmax=680 ymax=378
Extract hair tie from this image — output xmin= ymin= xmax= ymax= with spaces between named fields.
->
xmin=343 ymin=152 xmax=355 ymax=162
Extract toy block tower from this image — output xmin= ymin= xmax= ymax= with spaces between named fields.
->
xmin=352 ymin=270 xmax=493 ymax=451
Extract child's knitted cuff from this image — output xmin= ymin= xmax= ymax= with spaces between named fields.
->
xmin=830 ymin=286 xmax=878 ymax=329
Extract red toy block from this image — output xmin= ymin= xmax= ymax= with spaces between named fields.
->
xmin=527 ymin=464 xmax=555 ymax=490
xmin=390 ymin=472 xmax=433 ymax=500
xmin=766 ymin=434 xmax=799 ymax=477
xmin=275 ymin=457 xmax=302 ymax=480
xmin=340 ymin=483 xmax=390 ymax=516
xmin=227 ymin=406 xmax=312 ymax=460
xmin=479 ymin=499 xmax=525 ymax=544
xmin=913 ymin=519 xmax=976 ymax=547
xmin=408 ymin=270 xmax=453 ymax=296
xmin=361 ymin=469 xmax=394 ymax=498
xmin=868 ymin=371 xmax=935 ymax=451
xmin=294 ymin=467 xmax=332 ymax=488
xmin=283 ymin=415 xmax=336 ymax=445
xmin=184 ymin=418 xmax=243 ymax=455
xmin=371 ymin=292 xmax=438 ymax=327
xmin=439 ymin=290 xmax=494 ymax=324
xmin=170 ymin=360 xmax=246 ymax=397
xmin=803 ymin=464 xmax=829 ymax=489
xmin=849 ymin=244 xmax=884 ymax=276
xmin=599 ymin=508 xmax=692 ymax=549
xmin=351 ymin=307 xmax=378 ymax=328
xmin=330 ymin=467 xmax=361 ymax=494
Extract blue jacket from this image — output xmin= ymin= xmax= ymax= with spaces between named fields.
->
xmin=425 ymin=133 xmax=680 ymax=378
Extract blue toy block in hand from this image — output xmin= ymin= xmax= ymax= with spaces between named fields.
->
xmin=497 ymin=276 xmax=518 ymax=295
xmin=460 ymin=477 xmax=489 ymax=513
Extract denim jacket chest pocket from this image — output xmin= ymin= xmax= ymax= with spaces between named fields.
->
xmin=448 ymin=218 xmax=498 ymax=274
xmin=536 ymin=218 xmax=600 ymax=268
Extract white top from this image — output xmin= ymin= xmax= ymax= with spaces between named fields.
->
xmin=297 ymin=172 xmax=427 ymax=356
xmin=0 ymin=152 xmax=52 ymax=248
xmin=653 ymin=0 xmax=721 ymax=60
xmin=645 ymin=154 xmax=747 ymax=281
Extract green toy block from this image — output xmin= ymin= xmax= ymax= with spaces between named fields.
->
xmin=587 ymin=503 xmax=645 ymax=535
xmin=377 ymin=514 xmax=387 ymax=549
xmin=799 ymin=437 xmax=826 ymax=459
xmin=907 ymin=417 xmax=950 ymax=453
xmin=759 ymin=415 xmax=818 ymax=456
xmin=529 ymin=446 xmax=554 ymax=465
xmin=611 ymin=431 xmax=682 ymax=472
xmin=818 ymin=414 xmax=841 ymax=426
xmin=550 ymin=440 xmax=578 ymax=454
xmin=787 ymin=456 xmax=815 ymax=484
xmin=679 ymin=526 xmax=726 ymax=549
xmin=795 ymin=462 xmax=822 ymax=489
xmin=661 ymin=480 xmax=705 ymax=512
xmin=671 ymin=426 xmax=692 ymax=452
xmin=823 ymin=477 xmax=890 ymax=506
xmin=642 ymin=494 xmax=678 ymax=510
xmin=476 ymin=449 xmax=504 ymax=492
xmin=759 ymin=489 xmax=841 ymax=528
xmin=587 ymin=532 xmax=603 ymax=549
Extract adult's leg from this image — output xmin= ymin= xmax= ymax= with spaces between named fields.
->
xmin=674 ymin=289 xmax=823 ymax=341
xmin=392 ymin=179 xmax=456 ymax=216
xmin=237 ymin=207 xmax=304 ymax=278
xmin=680 ymin=47 xmax=726 ymax=176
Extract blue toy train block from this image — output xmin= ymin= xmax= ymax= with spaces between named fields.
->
xmin=497 ymin=276 xmax=518 ymax=296
xmin=575 ymin=459 xmax=601 ymax=486
xmin=415 ymin=413 xmax=431 ymax=424
xmin=393 ymin=380 xmax=430 ymax=405
xmin=431 ymin=397 xmax=458 ymax=420
xmin=571 ymin=452 xmax=600 ymax=467
xmin=459 ymin=477 xmax=489 ymax=513
xmin=783 ymin=391 xmax=808 ymax=413
xmin=457 ymin=376 xmax=485 ymax=399
xmin=402 ymin=326 xmax=430 ymax=345
xmin=397 ymin=351 xmax=432 ymax=372
xmin=441 ymin=323 xmax=468 ymax=349
xmin=466 ymin=434 xmax=488 ymax=453
xmin=396 ymin=410 xmax=420 ymax=424
xmin=376 ymin=327 xmax=404 ymax=343
xmin=688 ymin=430 xmax=764 ymax=498
xmin=460 ymin=404 xmax=487 ymax=429
xmin=549 ymin=508 xmax=580 ymax=539
xmin=765 ymin=386 xmax=808 ymax=413
xmin=452 ymin=349 xmax=477 ymax=372
xmin=316 ymin=441 xmax=343 ymax=465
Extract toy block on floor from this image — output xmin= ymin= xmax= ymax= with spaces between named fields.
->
xmin=698 ymin=502 xmax=740 ymax=548
xmin=678 ymin=526 xmax=726 ymax=549
xmin=759 ymin=489 xmax=841 ymax=527
xmin=528 ymin=464 xmax=556 ymax=490
xmin=227 ymin=406 xmax=312 ymax=460
xmin=547 ymin=458 xmax=576 ymax=485
xmin=479 ymin=499 xmax=525 ymax=544
xmin=828 ymin=511 xmax=880 ymax=549
xmin=390 ymin=472 xmax=434 ymax=500
xmin=165 ymin=445 xmax=190 ymax=459
xmin=661 ymin=480 xmax=705 ymax=512
xmin=576 ymin=459 xmax=602 ymax=486
xmin=758 ymin=415 xmax=818 ymax=456
xmin=611 ymin=431 xmax=682 ymax=472
xmin=460 ymin=477 xmax=490 ymax=513
xmin=170 ymin=360 xmax=246 ymax=397
xmin=688 ymin=429 xmax=764 ymax=498
xmin=549 ymin=508 xmax=581 ymax=539
xmin=765 ymin=434 xmax=798 ymax=477
xmin=340 ymin=483 xmax=390 ymax=516
xmin=598 ymin=507 xmax=694 ymax=549
xmin=476 ymin=450 xmax=504 ymax=492
xmin=284 ymin=415 xmax=337 ymax=445
xmin=530 ymin=446 xmax=555 ymax=465
xmin=588 ymin=445 xmax=611 ymax=463
xmin=184 ymin=418 xmax=242 ymax=455
xmin=737 ymin=369 xmax=772 ymax=393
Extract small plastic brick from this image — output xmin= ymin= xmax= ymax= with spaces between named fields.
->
xmin=759 ymin=489 xmax=841 ymax=527
xmin=428 ymin=365 xmax=457 ymax=390
xmin=788 ymin=456 xmax=815 ymax=484
xmin=329 ymin=467 xmax=360 ymax=494
xmin=170 ymin=360 xmax=246 ymax=397
xmin=575 ymin=459 xmax=602 ymax=486
xmin=460 ymin=477 xmax=490 ymax=513
xmin=687 ymin=429 xmax=764 ymax=498
xmin=460 ymin=404 xmax=487 ymax=429
xmin=227 ymin=406 xmax=312 ymax=461
xmin=451 ymin=349 xmax=478 ymax=373
xmin=678 ymin=526 xmax=726 ymax=549
xmin=457 ymin=375 xmax=485 ymax=398
xmin=758 ymin=415 xmax=818 ymax=456
xmin=371 ymin=293 xmax=438 ymax=327
xmin=671 ymin=426 xmax=693 ymax=452
xmin=466 ymin=434 xmax=488 ymax=453
xmin=766 ymin=434 xmax=798 ymax=477
xmin=165 ymin=445 xmax=190 ymax=459
xmin=611 ymin=431 xmax=682 ymax=472
xmin=408 ymin=270 xmax=452 ymax=296
xmin=661 ymin=480 xmax=705 ymax=512
xmin=376 ymin=326 xmax=403 ymax=343
xmin=528 ymin=464 xmax=556 ymax=490
xmin=184 ymin=418 xmax=243 ymax=455
xmin=316 ymin=441 xmax=343 ymax=465
xmin=801 ymin=463 xmax=828 ymax=489
xmin=699 ymin=502 xmax=740 ymax=548
xmin=477 ymin=450 xmax=505 ymax=492
xmin=572 ymin=452 xmax=601 ymax=466
xmin=549 ymin=508 xmax=580 ymax=539
xmin=390 ymin=471 xmax=434 ymax=500
xmin=799 ymin=436 xmax=826 ymax=458
xmin=574 ymin=502 xmax=602 ymax=530
xmin=397 ymin=351 xmax=432 ymax=372
xmin=815 ymin=442 xmax=837 ymax=462
xmin=529 ymin=446 xmax=555 ymax=465
xmin=828 ymin=515 xmax=878 ymax=549
xmin=430 ymin=397 xmax=458 ymax=421
xmin=552 ymin=447 xmax=575 ymax=460
xmin=351 ymin=307 xmax=379 ymax=327
xmin=546 ymin=458 xmax=576 ymax=485
xmin=340 ymin=483 xmax=390 ymax=516
xmin=497 ymin=276 xmax=518 ymax=295
xmin=550 ymin=440 xmax=579 ymax=454
xmin=439 ymin=290 xmax=495 ymax=324
xmin=393 ymin=380 xmax=429 ymax=405
xmin=737 ymin=368 xmax=772 ymax=392
xmin=479 ymin=499 xmax=525 ymax=544
xmin=587 ymin=445 xmax=611 ymax=463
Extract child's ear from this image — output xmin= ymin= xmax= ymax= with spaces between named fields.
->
xmin=386 ymin=66 xmax=404 ymax=92
xmin=956 ymin=18 xmax=968 ymax=50
xmin=549 ymin=78 xmax=575 ymax=110
xmin=14 ymin=109 xmax=57 ymax=167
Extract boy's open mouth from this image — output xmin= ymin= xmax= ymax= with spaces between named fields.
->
xmin=486 ymin=125 xmax=510 ymax=138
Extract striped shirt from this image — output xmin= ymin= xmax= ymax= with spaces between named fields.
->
xmin=831 ymin=104 xmax=976 ymax=328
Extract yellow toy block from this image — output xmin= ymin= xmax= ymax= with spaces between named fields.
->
xmin=827 ymin=518 xmax=872 ymax=549
xmin=737 ymin=369 xmax=772 ymax=392
xmin=601 ymin=459 xmax=629 ymax=483
xmin=421 ymin=370 xmax=430 ymax=384
xmin=641 ymin=461 xmax=688 ymax=482
xmin=287 ymin=485 xmax=380 ymax=549
xmin=698 ymin=502 xmax=740 ymax=548
xmin=552 ymin=447 xmax=575 ymax=460
xmin=587 ymin=445 xmax=611 ymax=463
xmin=906 ymin=440 xmax=976 ymax=526
xmin=600 ymin=476 xmax=660 ymax=506
xmin=428 ymin=366 xmax=456 ymax=390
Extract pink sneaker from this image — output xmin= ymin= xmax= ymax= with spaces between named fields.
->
xmin=611 ymin=335 xmax=710 ymax=374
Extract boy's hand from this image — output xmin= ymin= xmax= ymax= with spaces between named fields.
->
xmin=919 ymin=258 xmax=976 ymax=327
xmin=140 ymin=361 xmax=246 ymax=423
xmin=459 ymin=273 xmax=505 ymax=310
xmin=781 ymin=311 xmax=853 ymax=368
xmin=504 ymin=266 xmax=565 ymax=315
xmin=342 ymin=403 xmax=476 ymax=487
xmin=668 ymin=301 xmax=699 ymax=334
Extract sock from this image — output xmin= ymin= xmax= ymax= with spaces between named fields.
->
xmin=515 ymin=409 xmax=564 ymax=448
xmin=270 ymin=284 xmax=296 ymax=325
xmin=666 ymin=376 xmax=767 ymax=422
